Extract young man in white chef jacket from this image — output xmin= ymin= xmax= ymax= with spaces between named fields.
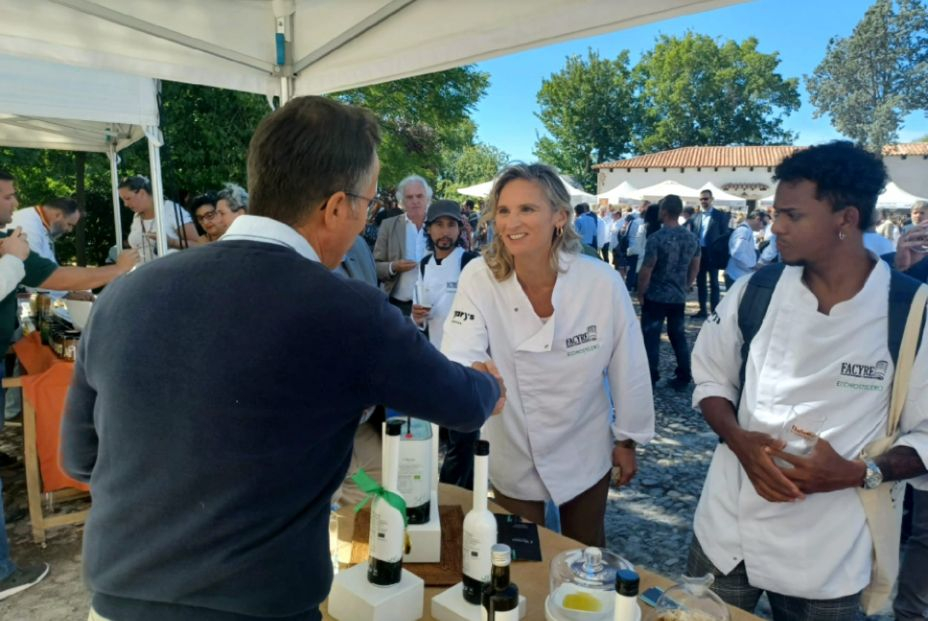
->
xmin=411 ymin=199 xmax=479 ymax=488
xmin=687 ymin=141 xmax=928 ymax=620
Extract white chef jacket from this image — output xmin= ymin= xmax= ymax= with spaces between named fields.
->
xmin=6 ymin=207 xmax=56 ymax=263
xmin=441 ymin=252 xmax=655 ymax=505
xmin=421 ymin=247 xmax=465 ymax=348
xmin=725 ymin=223 xmax=757 ymax=281
xmin=691 ymin=259 xmax=928 ymax=600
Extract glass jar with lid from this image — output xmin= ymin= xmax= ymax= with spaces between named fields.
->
xmin=545 ymin=546 xmax=634 ymax=621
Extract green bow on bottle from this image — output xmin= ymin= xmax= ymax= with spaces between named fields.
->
xmin=352 ymin=468 xmax=409 ymax=527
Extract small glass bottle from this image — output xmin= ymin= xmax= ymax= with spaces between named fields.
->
xmin=613 ymin=568 xmax=640 ymax=620
xmin=482 ymin=543 xmax=519 ymax=620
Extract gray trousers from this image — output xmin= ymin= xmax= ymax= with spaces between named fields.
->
xmin=896 ymin=486 xmax=928 ymax=621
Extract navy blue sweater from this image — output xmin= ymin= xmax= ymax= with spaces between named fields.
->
xmin=61 ymin=240 xmax=499 ymax=621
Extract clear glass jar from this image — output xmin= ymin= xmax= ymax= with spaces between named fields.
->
xmin=647 ymin=574 xmax=731 ymax=621
xmin=545 ymin=547 xmax=634 ymax=621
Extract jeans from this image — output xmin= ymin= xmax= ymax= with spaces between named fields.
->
xmin=0 ymin=476 xmax=14 ymax=581
xmin=686 ymin=535 xmax=860 ymax=621
xmin=439 ymin=428 xmax=480 ymax=490
xmin=640 ymin=299 xmax=691 ymax=384
xmin=896 ymin=487 xmax=928 ymax=620
xmin=625 ymin=255 xmax=639 ymax=291
xmin=696 ymin=256 xmax=720 ymax=314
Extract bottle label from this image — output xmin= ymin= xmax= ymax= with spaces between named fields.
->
xmin=397 ymin=437 xmax=431 ymax=507
xmin=463 ymin=531 xmax=491 ymax=583
xmin=369 ymin=496 xmax=404 ymax=563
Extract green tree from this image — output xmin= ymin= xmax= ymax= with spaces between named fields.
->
xmin=534 ymin=49 xmax=636 ymax=189
xmin=806 ymin=0 xmax=928 ymax=152
xmin=336 ymin=66 xmax=490 ymax=189
xmin=634 ymin=33 xmax=800 ymax=152
xmin=436 ymin=141 xmax=509 ymax=198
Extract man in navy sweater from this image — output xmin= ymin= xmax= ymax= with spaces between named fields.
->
xmin=61 ymin=96 xmax=503 ymax=621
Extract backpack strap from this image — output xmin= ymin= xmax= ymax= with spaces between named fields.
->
xmin=888 ymin=269 xmax=926 ymax=369
xmin=736 ymin=263 xmax=786 ymax=409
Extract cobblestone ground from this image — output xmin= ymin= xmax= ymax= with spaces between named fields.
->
xmin=0 ymin=292 xmax=899 ymax=620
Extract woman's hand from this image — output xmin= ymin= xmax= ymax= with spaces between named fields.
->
xmin=611 ymin=445 xmax=638 ymax=487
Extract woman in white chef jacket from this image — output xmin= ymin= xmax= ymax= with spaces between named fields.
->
xmin=441 ymin=163 xmax=655 ymax=546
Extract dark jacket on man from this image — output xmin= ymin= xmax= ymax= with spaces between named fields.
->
xmin=61 ymin=240 xmax=499 ymax=621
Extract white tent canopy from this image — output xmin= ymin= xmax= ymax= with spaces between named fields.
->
xmin=0 ymin=0 xmax=743 ymax=101
xmin=457 ymin=180 xmax=495 ymax=198
xmin=877 ymin=182 xmax=928 ymax=209
xmin=458 ymin=175 xmax=595 ymax=206
xmin=0 ymin=53 xmax=165 ymax=252
xmin=700 ymin=182 xmax=746 ymax=206
xmin=597 ymin=181 xmax=639 ymax=204
xmin=632 ymin=179 xmax=702 ymax=201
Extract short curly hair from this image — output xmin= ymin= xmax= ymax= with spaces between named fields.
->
xmin=773 ymin=141 xmax=887 ymax=230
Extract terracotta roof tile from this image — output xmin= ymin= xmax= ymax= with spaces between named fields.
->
xmin=882 ymin=143 xmax=928 ymax=156
xmin=593 ymin=146 xmax=802 ymax=170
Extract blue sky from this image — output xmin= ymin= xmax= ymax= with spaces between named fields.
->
xmin=471 ymin=0 xmax=927 ymax=166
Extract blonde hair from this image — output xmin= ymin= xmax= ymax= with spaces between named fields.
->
xmin=481 ymin=163 xmax=582 ymax=282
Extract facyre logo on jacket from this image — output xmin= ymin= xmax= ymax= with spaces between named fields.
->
xmin=836 ymin=359 xmax=889 ymax=391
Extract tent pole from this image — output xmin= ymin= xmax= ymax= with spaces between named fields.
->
xmin=146 ymin=128 xmax=168 ymax=258
xmin=107 ymin=145 xmax=123 ymax=249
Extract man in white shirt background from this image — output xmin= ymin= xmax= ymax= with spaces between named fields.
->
xmin=3 ymin=198 xmax=80 ymax=263
xmin=373 ymin=174 xmax=430 ymax=316
xmin=724 ymin=210 xmax=767 ymax=287
xmin=688 ymin=141 xmax=928 ymax=620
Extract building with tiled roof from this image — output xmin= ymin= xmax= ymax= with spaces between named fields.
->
xmin=596 ymin=144 xmax=928 ymax=202
xmin=593 ymin=146 xmax=801 ymax=171
xmin=595 ymin=146 xmax=800 ymax=201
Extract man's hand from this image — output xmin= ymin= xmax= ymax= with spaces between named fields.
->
xmin=0 ymin=227 xmax=30 ymax=261
xmin=391 ymin=260 xmax=417 ymax=274
xmin=771 ymin=437 xmax=866 ymax=494
xmin=611 ymin=445 xmax=638 ymax=487
xmin=728 ymin=428 xmax=804 ymax=502
xmin=115 ymin=249 xmax=140 ymax=273
xmin=895 ymin=224 xmax=928 ymax=272
xmin=411 ymin=304 xmax=430 ymax=325
xmin=472 ymin=360 xmax=506 ymax=415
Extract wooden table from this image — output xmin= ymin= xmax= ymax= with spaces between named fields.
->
xmin=322 ymin=483 xmax=761 ymax=621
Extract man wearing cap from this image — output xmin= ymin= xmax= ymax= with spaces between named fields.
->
xmin=412 ymin=199 xmax=480 ymax=488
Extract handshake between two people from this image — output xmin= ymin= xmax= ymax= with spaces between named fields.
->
xmin=471 ymin=360 xmax=506 ymax=416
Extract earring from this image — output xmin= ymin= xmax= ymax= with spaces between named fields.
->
xmin=838 ymin=230 xmax=847 ymax=241
xmin=555 ymin=225 xmax=564 ymax=238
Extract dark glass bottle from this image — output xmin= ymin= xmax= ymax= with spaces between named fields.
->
xmin=367 ymin=420 xmax=405 ymax=586
xmin=481 ymin=544 xmax=519 ymax=620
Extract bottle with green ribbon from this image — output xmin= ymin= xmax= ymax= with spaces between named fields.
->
xmin=367 ymin=419 xmax=407 ymax=586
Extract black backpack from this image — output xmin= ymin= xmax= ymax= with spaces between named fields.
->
xmin=733 ymin=263 xmax=926 ymax=415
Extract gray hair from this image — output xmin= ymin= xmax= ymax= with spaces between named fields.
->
xmin=217 ymin=183 xmax=249 ymax=213
xmin=395 ymin=175 xmax=433 ymax=206
xmin=913 ymin=201 xmax=928 ymax=212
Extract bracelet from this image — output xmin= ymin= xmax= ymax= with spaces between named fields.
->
xmin=615 ymin=439 xmax=637 ymax=449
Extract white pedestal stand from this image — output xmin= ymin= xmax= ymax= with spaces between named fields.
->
xmin=328 ymin=561 xmax=424 ymax=621
xmin=405 ymin=489 xmax=441 ymax=562
xmin=431 ymin=582 xmax=527 ymax=621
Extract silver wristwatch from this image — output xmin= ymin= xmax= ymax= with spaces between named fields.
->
xmin=862 ymin=457 xmax=884 ymax=489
